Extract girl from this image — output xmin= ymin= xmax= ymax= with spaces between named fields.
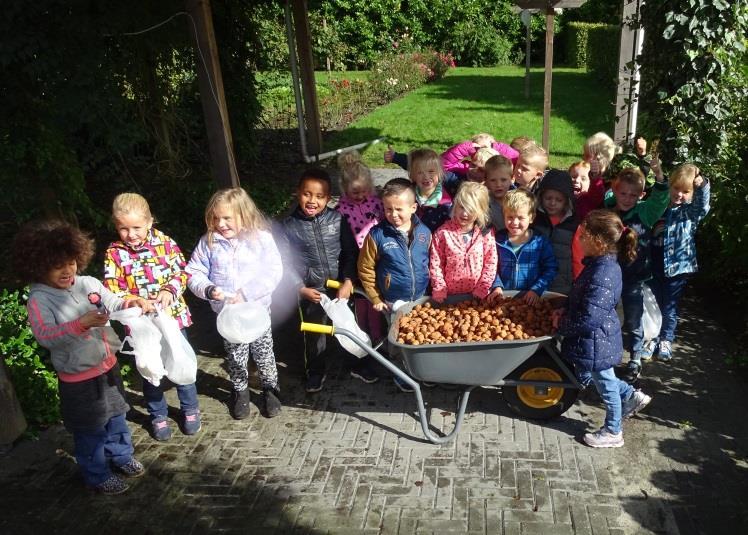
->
xmin=429 ymin=182 xmax=498 ymax=302
xmin=554 ymin=210 xmax=652 ymax=448
xmin=16 ymin=220 xmax=151 ymax=494
xmin=104 ymin=193 xmax=200 ymax=442
xmin=583 ymin=131 xmax=620 ymax=190
xmin=336 ymin=150 xmax=383 ymax=384
xmin=409 ymin=148 xmax=452 ymax=231
xmin=186 ymin=188 xmax=283 ymax=420
xmin=441 ymin=133 xmax=519 ymax=176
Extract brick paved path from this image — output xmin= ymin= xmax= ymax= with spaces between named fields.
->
xmin=1 ymin=293 xmax=747 ymax=534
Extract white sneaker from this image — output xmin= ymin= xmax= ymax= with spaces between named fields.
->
xmin=583 ymin=428 xmax=624 ymax=448
xmin=622 ymin=389 xmax=652 ymax=419
xmin=639 ymin=340 xmax=657 ymax=361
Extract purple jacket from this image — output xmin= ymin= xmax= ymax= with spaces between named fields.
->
xmin=186 ymin=230 xmax=282 ymax=313
xmin=559 ymin=254 xmax=623 ymax=372
xmin=441 ymin=141 xmax=520 ymax=176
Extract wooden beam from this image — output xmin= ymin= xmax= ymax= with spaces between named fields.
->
xmin=542 ymin=8 xmax=555 ymax=152
xmin=186 ymin=0 xmax=240 ymax=189
xmin=291 ymin=0 xmax=323 ymax=156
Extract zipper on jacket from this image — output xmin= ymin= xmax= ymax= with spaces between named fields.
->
xmin=402 ymin=230 xmax=417 ymax=301
xmin=313 ymin=216 xmax=332 ymax=283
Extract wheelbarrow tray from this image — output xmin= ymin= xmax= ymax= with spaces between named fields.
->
xmin=387 ymin=292 xmax=564 ymax=385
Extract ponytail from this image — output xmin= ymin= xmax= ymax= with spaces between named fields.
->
xmin=617 ymin=226 xmax=638 ymax=265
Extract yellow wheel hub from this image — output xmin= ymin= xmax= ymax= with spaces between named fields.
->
xmin=516 ymin=367 xmax=564 ymax=409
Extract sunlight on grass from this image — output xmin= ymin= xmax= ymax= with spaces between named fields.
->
xmin=325 ymin=66 xmax=615 ymax=169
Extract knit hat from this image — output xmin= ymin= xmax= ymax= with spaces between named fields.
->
xmin=537 ymin=169 xmax=574 ymax=207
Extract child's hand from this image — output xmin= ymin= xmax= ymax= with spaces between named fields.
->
xmin=337 ymin=279 xmax=353 ymax=300
xmin=384 ymin=144 xmax=395 ymax=163
xmin=693 ymin=168 xmax=704 ymax=188
xmin=589 ymin=158 xmax=600 ymax=177
xmin=522 ymin=291 xmax=540 ymax=305
xmin=300 ymin=287 xmax=322 ymax=303
xmin=431 ymin=293 xmax=445 ymax=304
xmin=127 ymin=297 xmax=153 ymax=313
xmin=155 ymin=289 xmax=174 ymax=309
xmin=210 ymin=287 xmax=225 ymax=301
xmin=80 ymin=310 xmax=109 ymax=329
xmin=373 ymin=302 xmax=389 ymax=312
xmin=487 ymin=287 xmax=503 ymax=303
xmin=551 ymin=308 xmax=565 ymax=331
xmin=651 ymin=154 xmax=664 ymax=181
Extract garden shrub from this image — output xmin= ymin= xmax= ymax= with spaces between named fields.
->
xmin=565 ymin=22 xmax=609 ymax=68
xmin=0 ymin=289 xmax=60 ymax=428
xmin=586 ymin=24 xmax=619 ymax=89
xmin=444 ymin=21 xmax=516 ymax=67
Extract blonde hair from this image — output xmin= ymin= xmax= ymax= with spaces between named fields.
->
xmin=453 ymin=182 xmax=490 ymax=228
xmin=569 ymin=160 xmax=591 ymax=174
xmin=205 ymin=188 xmax=268 ymax=247
xmin=409 ymin=148 xmax=444 ymax=181
xmin=472 ymin=147 xmax=499 ymax=168
xmin=502 ymin=188 xmax=536 ymax=216
xmin=669 ymin=163 xmax=699 ymax=191
xmin=112 ymin=192 xmax=153 ymax=223
xmin=484 ymin=154 xmax=513 ymax=175
xmin=613 ymin=168 xmax=646 ymax=193
xmin=520 ymin=143 xmax=548 ymax=171
xmin=584 ymin=132 xmax=621 ymax=172
xmin=471 ymin=133 xmax=496 ymax=148
xmin=510 ymin=136 xmax=535 ymax=152
xmin=337 ymin=150 xmax=373 ymax=195
xmin=583 ymin=209 xmax=638 ymax=264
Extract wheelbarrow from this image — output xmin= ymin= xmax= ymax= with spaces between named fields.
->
xmin=300 ymin=292 xmax=581 ymax=444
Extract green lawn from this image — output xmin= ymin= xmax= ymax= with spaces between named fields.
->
xmin=324 ymin=66 xmax=615 ymax=169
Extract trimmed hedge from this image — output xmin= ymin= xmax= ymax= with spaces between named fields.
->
xmin=565 ymin=22 xmax=606 ymax=68
xmin=586 ymin=24 xmax=619 ymax=89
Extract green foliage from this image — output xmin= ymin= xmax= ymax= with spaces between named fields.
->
xmin=586 ymin=24 xmax=619 ymax=89
xmin=443 ymin=22 xmax=516 ymax=67
xmin=638 ymin=0 xmax=748 ymax=348
xmin=565 ymin=22 xmax=610 ymax=68
xmin=0 ymin=290 xmax=60 ymax=427
xmin=560 ymin=0 xmax=622 ymax=25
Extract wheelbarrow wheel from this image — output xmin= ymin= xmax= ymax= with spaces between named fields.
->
xmin=502 ymin=350 xmax=578 ymax=419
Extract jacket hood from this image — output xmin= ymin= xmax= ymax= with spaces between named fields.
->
xmin=538 ymin=169 xmax=575 ymax=206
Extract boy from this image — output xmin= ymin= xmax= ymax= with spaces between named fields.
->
xmin=358 ymin=178 xmax=431 ymax=391
xmin=604 ymin=163 xmax=668 ymax=382
xmin=484 ymin=154 xmax=514 ymax=230
xmin=488 ymin=189 xmax=558 ymax=304
xmin=513 ymin=143 xmax=548 ymax=194
xmin=533 ymin=169 xmax=581 ymax=296
xmin=281 ymin=168 xmax=371 ymax=393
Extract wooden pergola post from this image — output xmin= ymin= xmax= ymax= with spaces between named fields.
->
xmin=186 ymin=0 xmax=240 ymax=189
xmin=291 ymin=0 xmax=323 ymax=156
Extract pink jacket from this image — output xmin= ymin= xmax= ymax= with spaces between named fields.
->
xmin=441 ymin=141 xmax=520 ymax=176
xmin=336 ymin=194 xmax=383 ymax=248
xmin=429 ymin=220 xmax=498 ymax=300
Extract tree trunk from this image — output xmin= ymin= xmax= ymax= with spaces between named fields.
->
xmin=0 ymin=358 xmax=27 ymax=445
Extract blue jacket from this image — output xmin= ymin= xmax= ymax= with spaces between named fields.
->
xmin=358 ymin=215 xmax=432 ymax=304
xmin=559 ymin=254 xmax=623 ymax=372
xmin=491 ymin=230 xmax=558 ymax=295
xmin=652 ymin=178 xmax=710 ymax=277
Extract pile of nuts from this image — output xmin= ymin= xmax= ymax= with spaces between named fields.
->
xmin=396 ymin=298 xmax=555 ymax=346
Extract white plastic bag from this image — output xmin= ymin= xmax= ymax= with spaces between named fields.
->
xmin=152 ymin=309 xmax=197 ymax=385
xmin=319 ymin=295 xmax=371 ymax=358
xmin=642 ymin=284 xmax=662 ymax=342
xmin=216 ymin=301 xmax=271 ymax=344
xmin=109 ymin=307 xmax=167 ymax=387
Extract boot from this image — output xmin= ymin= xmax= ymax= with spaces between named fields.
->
xmin=263 ymin=387 xmax=282 ymax=418
xmin=231 ymin=388 xmax=251 ymax=420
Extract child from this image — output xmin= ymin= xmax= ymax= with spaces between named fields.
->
xmin=484 ymin=155 xmax=515 ymax=230
xmin=555 ymin=210 xmax=652 ymax=447
xmin=358 ymin=178 xmax=431 ymax=392
xmin=335 ymin=150 xmax=383 ymax=383
xmin=16 ymin=220 xmax=151 ymax=495
xmin=510 ymin=136 xmax=535 ymax=153
xmin=604 ymin=164 xmax=669 ymax=382
xmin=104 ymin=193 xmax=200 ymax=441
xmin=488 ymin=189 xmax=558 ymax=304
xmin=409 ymin=148 xmax=453 ymax=231
xmin=429 ymin=182 xmax=497 ymax=302
xmin=465 ymin=146 xmax=500 ymax=183
xmin=532 ymin=170 xmax=582 ymax=296
xmin=569 ymin=160 xmax=604 ymax=221
xmin=187 ymin=188 xmax=283 ymax=419
xmin=609 ymin=134 xmax=657 ymax=193
xmin=513 ymin=143 xmax=548 ymax=194
xmin=280 ymin=169 xmax=359 ymax=393
xmin=584 ymin=132 xmax=620 ymax=189
xmin=649 ymin=164 xmax=710 ymax=360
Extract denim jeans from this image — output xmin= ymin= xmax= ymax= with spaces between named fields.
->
xmin=648 ymin=273 xmax=689 ymax=342
xmin=72 ymin=413 xmax=134 ymax=486
xmin=589 ymin=367 xmax=634 ymax=434
xmin=621 ymin=280 xmax=645 ymax=361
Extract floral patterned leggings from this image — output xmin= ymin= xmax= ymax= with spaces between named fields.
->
xmin=222 ymin=328 xmax=279 ymax=392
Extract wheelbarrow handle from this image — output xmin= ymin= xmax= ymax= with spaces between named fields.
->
xmin=326 ymin=279 xmax=341 ymax=289
xmin=300 ymin=322 xmax=334 ymax=335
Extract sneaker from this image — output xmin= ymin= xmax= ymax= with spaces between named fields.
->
xmin=635 ymin=340 xmax=657 ymax=361
xmin=305 ymin=374 xmax=326 ymax=393
xmin=350 ymin=364 xmax=379 ymax=384
xmin=263 ymin=387 xmax=282 ymax=418
xmin=583 ymin=428 xmax=624 ymax=448
xmin=151 ymin=418 xmax=172 ymax=442
xmin=622 ymin=389 xmax=652 ymax=419
xmin=393 ymin=375 xmax=414 ymax=393
xmin=116 ymin=458 xmax=145 ymax=478
xmin=91 ymin=475 xmax=130 ymax=495
xmin=658 ymin=340 xmax=673 ymax=361
xmin=231 ymin=388 xmax=251 ymax=420
xmin=619 ymin=361 xmax=641 ymax=384
xmin=182 ymin=411 xmax=202 ymax=435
